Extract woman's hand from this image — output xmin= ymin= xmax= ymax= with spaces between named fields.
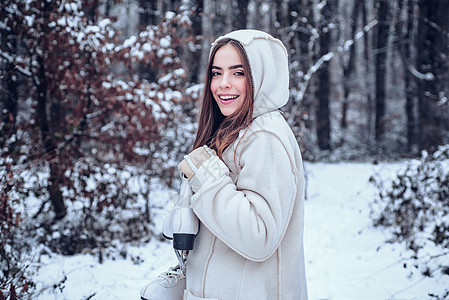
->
xmin=178 ymin=146 xmax=215 ymax=180
xmin=178 ymin=145 xmax=228 ymax=193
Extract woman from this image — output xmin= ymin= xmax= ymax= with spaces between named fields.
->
xmin=141 ymin=29 xmax=307 ymax=300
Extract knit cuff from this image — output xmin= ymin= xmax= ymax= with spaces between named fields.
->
xmin=189 ymin=154 xmax=229 ymax=194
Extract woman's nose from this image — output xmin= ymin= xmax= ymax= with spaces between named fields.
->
xmin=219 ymin=73 xmax=231 ymax=89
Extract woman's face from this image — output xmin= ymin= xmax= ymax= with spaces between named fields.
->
xmin=210 ymin=44 xmax=247 ymax=117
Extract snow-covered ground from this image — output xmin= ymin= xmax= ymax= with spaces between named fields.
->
xmin=31 ymin=162 xmax=449 ymax=299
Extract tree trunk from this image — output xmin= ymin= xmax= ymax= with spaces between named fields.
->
xmin=199 ymin=0 xmax=213 ymax=81
xmin=104 ymin=0 xmax=112 ymax=17
xmin=1 ymin=20 xmax=18 ymax=148
xmin=234 ymin=0 xmax=249 ymax=30
xmin=341 ymin=1 xmax=361 ymax=142
xmin=138 ymin=0 xmax=158 ymax=81
xmin=416 ymin=0 xmax=449 ymax=150
xmin=374 ymin=0 xmax=390 ymax=143
xmin=316 ymin=1 xmax=334 ymax=151
xmin=35 ymin=23 xmax=67 ymax=219
xmin=84 ymin=0 xmax=99 ymax=22
xmin=185 ymin=0 xmax=203 ymax=83
xmin=401 ymin=0 xmax=417 ymax=153
xmin=361 ymin=0 xmax=374 ymax=146
xmin=274 ymin=0 xmax=287 ymax=29
xmin=289 ymin=0 xmax=315 ymax=156
xmin=2 ymin=66 xmax=18 ymax=143
xmin=139 ymin=0 xmax=158 ymax=26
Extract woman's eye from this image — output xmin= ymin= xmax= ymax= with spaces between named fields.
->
xmin=211 ymin=71 xmax=221 ymax=77
xmin=234 ymin=71 xmax=245 ymax=76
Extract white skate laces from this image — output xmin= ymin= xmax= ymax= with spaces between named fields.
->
xmin=158 ymin=264 xmax=186 ymax=285
xmin=140 ymin=264 xmax=186 ymax=300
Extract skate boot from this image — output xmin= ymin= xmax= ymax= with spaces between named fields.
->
xmin=140 ymin=264 xmax=185 ymax=300
xmin=162 ymin=175 xmax=199 ymax=255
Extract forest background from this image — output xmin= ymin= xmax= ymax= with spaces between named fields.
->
xmin=1 ymin=0 xmax=448 ymax=298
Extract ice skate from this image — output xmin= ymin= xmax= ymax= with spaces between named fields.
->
xmin=140 ymin=264 xmax=185 ymax=300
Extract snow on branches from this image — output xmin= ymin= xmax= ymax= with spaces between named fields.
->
xmin=1 ymin=2 xmax=197 ymax=297
xmin=370 ymin=145 xmax=449 ymax=284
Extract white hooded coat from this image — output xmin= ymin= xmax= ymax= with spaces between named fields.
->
xmin=184 ymin=30 xmax=308 ymax=300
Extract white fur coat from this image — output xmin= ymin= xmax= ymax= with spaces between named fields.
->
xmin=184 ymin=30 xmax=308 ymax=300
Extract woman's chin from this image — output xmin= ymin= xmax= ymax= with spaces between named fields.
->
xmin=219 ymin=108 xmax=237 ymax=117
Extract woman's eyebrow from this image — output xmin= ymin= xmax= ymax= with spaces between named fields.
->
xmin=211 ymin=64 xmax=244 ymax=70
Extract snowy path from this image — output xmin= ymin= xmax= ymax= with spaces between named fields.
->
xmin=304 ymin=163 xmax=448 ymax=300
xmin=32 ymin=162 xmax=449 ymax=299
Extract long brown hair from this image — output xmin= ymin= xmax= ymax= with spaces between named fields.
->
xmin=193 ymin=38 xmax=254 ymax=159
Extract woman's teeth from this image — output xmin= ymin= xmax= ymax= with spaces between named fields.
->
xmin=219 ymin=95 xmax=238 ymax=100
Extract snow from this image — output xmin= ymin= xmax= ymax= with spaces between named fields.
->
xmin=102 ymin=81 xmax=112 ymax=89
xmin=30 ymin=162 xmax=449 ymax=299
xmin=410 ymin=66 xmax=435 ymax=81
xmin=123 ymin=36 xmax=137 ymax=48
xmin=98 ymin=19 xmax=111 ymax=29
xmin=158 ymin=73 xmax=172 ymax=84
xmin=142 ymin=42 xmax=153 ymax=52
xmin=165 ymin=11 xmax=176 ymax=20
xmin=160 ymin=36 xmax=171 ymax=48
xmin=304 ymin=162 xmax=448 ymax=299
xmin=316 ymin=1 xmax=327 ymax=11
xmin=24 ymin=15 xmax=34 ymax=27
xmin=185 ymin=84 xmax=204 ymax=96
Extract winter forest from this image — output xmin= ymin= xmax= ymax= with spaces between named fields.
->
xmin=1 ymin=0 xmax=449 ymax=299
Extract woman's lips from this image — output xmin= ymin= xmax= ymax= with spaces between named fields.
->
xmin=218 ymin=94 xmax=239 ymax=104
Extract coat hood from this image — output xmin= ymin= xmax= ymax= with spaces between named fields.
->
xmin=211 ymin=29 xmax=290 ymax=118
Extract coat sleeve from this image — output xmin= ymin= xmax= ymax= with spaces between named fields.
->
xmin=190 ymin=130 xmax=299 ymax=262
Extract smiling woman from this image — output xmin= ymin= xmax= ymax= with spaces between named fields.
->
xmin=141 ymin=30 xmax=307 ymax=300
xmin=193 ymin=37 xmax=255 ymax=159
xmin=210 ymin=44 xmax=247 ymax=117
